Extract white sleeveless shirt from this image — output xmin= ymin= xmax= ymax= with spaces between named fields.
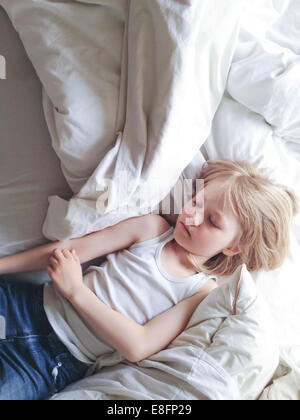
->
xmin=43 ymin=227 xmax=216 ymax=365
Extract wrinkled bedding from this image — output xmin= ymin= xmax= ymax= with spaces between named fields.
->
xmin=51 ymin=265 xmax=278 ymax=401
xmin=0 ymin=6 xmax=72 ymax=284
xmin=0 ymin=0 xmax=299 ymax=400
xmin=1 ymin=0 xmax=244 ymax=239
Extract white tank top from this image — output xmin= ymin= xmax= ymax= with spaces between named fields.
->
xmin=43 ymin=227 xmax=216 ymax=365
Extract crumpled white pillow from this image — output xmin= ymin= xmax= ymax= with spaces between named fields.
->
xmin=172 ymin=264 xmax=279 ymax=400
xmin=201 ymin=89 xmax=300 ymax=353
xmin=204 ymin=93 xmax=300 ymax=203
xmin=259 ymin=346 xmax=300 ymax=400
xmin=1 ymin=0 xmax=126 ymax=194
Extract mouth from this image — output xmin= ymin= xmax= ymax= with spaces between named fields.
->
xmin=180 ymin=221 xmax=190 ymax=236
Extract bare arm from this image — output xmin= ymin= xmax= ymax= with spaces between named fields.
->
xmin=47 ymin=248 xmax=217 ymax=363
xmin=0 ymin=214 xmax=169 ymax=276
xmin=0 ymin=239 xmax=71 ymax=276
xmin=69 ymin=279 xmax=218 ymax=363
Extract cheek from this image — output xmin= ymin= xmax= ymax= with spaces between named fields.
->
xmin=192 ymin=225 xmax=211 ymax=242
xmin=192 ymin=225 xmax=210 ymax=248
xmin=191 ymin=226 xmax=221 ymax=252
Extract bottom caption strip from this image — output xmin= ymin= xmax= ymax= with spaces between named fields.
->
xmin=105 ymin=403 xmax=193 ymax=417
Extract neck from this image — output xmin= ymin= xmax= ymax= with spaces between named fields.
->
xmin=170 ymin=240 xmax=207 ymax=273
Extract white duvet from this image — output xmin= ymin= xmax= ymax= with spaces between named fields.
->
xmin=1 ymin=0 xmax=244 ymax=239
xmin=1 ymin=0 xmax=300 ymax=400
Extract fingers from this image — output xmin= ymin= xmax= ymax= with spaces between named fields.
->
xmin=62 ymin=249 xmax=71 ymax=258
xmin=46 ymin=249 xmax=80 ymax=281
xmin=52 ymin=248 xmax=79 ymax=261
xmin=52 ymin=248 xmax=71 ymax=260
xmin=49 ymin=255 xmax=59 ymax=269
xmin=62 ymin=248 xmax=79 ymax=261
xmin=46 ymin=249 xmax=72 ymax=276
xmin=71 ymin=249 xmax=79 ymax=260
xmin=45 ymin=264 xmax=55 ymax=278
xmin=52 ymin=248 xmax=65 ymax=261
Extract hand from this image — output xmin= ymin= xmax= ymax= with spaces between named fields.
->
xmin=46 ymin=248 xmax=85 ymax=301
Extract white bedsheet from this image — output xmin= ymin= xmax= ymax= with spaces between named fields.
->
xmin=51 ymin=348 xmax=241 ymax=401
xmin=0 ymin=6 xmax=72 ymax=284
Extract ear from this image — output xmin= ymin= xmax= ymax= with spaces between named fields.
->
xmin=222 ymin=244 xmax=244 ymax=257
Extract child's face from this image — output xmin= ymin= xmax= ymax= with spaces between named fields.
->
xmin=174 ymin=177 xmax=243 ymax=260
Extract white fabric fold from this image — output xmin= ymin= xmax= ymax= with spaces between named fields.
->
xmin=0 ymin=0 xmax=244 ymax=239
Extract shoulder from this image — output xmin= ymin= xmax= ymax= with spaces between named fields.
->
xmin=135 ymin=214 xmax=171 ymax=244
xmin=192 ymin=278 xmax=219 ymax=300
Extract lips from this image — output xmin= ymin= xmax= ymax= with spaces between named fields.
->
xmin=180 ymin=221 xmax=190 ymax=236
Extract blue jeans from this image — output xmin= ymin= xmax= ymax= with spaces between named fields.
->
xmin=0 ymin=278 xmax=89 ymax=400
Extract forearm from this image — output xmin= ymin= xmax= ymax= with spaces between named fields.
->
xmin=69 ymin=285 xmax=212 ymax=363
xmin=0 ymin=224 xmax=120 ymax=276
xmin=0 ymin=239 xmax=70 ymax=275
xmin=70 ymin=286 xmax=144 ymax=363
xmin=138 ymin=291 xmax=208 ymax=361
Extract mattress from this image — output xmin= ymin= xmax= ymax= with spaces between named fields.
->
xmin=0 ymin=6 xmax=73 ymax=283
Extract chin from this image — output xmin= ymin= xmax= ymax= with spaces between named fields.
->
xmin=173 ymin=224 xmax=183 ymax=243
xmin=174 ymin=225 xmax=192 ymax=251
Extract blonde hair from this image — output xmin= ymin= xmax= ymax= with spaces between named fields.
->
xmin=188 ymin=160 xmax=299 ymax=277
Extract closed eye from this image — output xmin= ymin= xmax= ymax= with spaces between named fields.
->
xmin=192 ymin=198 xmax=217 ymax=228
xmin=209 ymin=217 xmax=218 ymax=228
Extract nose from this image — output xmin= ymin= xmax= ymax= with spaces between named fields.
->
xmin=183 ymin=199 xmax=204 ymax=227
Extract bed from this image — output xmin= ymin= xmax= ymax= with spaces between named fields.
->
xmin=0 ymin=0 xmax=299 ymax=400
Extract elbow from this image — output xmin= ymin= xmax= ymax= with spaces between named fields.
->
xmin=124 ymin=349 xmax=144 ymax=364
xmin=126 ymin=355 xmax=140 ymax=364
xmin=123 ymin=343 xmax=146 ymax=364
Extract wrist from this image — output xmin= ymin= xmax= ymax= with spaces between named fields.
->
xmin=68 ymin=284 xmax=89 ymax=304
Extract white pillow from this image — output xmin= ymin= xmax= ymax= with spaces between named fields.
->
xmin=172 ymin=264 xmax=279 ymax=400
xmin=203 ymin=93 xmax=300 ymax=202
xmin=201 ymin=93 xmax=300 ymax=375
xmin=259 ymin=346 xmax=300 ymax=400
xmin=1 ymin=0 xmax=126 ymax=194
